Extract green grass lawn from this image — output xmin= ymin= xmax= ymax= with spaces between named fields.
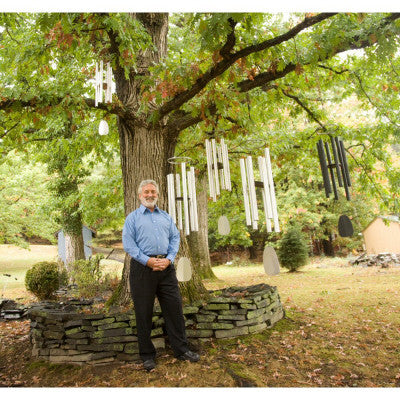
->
xmin=1 ymin=246 xmax=400 ymax=387
xmin=0 ymin=244 xmax=123 ymax=300
xmin=0 ymin=245 xmax=58 ymax=299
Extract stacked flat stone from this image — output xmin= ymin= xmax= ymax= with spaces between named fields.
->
xmin=184 ymin=283 xmax=284 ymax=340
xmin=28 ymin=283 xmax=284 ymax=365
xmin=28 ymin=307 xmax=165 ymax=365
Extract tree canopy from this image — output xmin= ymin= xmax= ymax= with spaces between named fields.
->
xmin=1 ymin=12 xmax=400 ymax=299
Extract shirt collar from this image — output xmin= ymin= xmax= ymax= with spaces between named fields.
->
xmin=139 ymin=204 xmax=160 ymax=214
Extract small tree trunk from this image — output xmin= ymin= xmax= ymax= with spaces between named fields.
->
xmin=322 ymin=233 xmax=335 ymax=257
xmin=64 ymin=231 xmax=85 ymax=271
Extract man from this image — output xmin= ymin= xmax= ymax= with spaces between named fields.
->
xmin=122 ymin=179 xmax=200 ymax=371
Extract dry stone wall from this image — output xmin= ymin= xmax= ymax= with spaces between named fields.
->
xmin=28 ymin=283 xmax=284 ymax=365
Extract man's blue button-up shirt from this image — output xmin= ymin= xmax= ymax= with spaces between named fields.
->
xmin=122 ymin=204 xmax=180 ymax=266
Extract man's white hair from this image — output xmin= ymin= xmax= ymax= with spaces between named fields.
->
xmin=138 ymin=180 xmax=159 ymax=195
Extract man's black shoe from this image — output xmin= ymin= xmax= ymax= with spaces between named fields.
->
xmin=177 ymin=350 xmax=200 ymax=362
xmin=143 ymin=359 xmax=156 ymax=371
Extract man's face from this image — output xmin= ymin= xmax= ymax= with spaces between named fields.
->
xmin=139 ymin=184 xmax=158 ymax=209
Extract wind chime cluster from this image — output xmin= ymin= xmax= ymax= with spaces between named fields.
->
xmin=205 ymin=138 xmax=232 ymax=201
xmin=167 ymin=162 xmax=199 ymax=236
xmin=239 ymin=148 xmax=280 ymax=232
xmin=95 ymin=61 xmax=114 ymax=106
xmin=168 ymin=140 xmax=280 ymax=236
xmin=316 ymin=136 xmax=351 ymax=201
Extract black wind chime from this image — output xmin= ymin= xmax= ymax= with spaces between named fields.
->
xmin=316 ymin=135 xmax=354 ymax=237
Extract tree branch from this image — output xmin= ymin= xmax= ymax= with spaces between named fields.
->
xmin=237 ymin=13 xmax=400 ymax=94
xmin=4 ymin=26 xmax=21 ymax=44
xmin=0 ymin=96 xmax=132 ymax=119
xmin=0 ymin=122 xmax=20 ymax=139
xmin=158 ymin=13 xmax=336 ymax=119
xmin=219 ymin=18 xmax=237 ymax=59
xmin=353 ymin=72 xmax=400 ymax=128
xmin=318 ymin=64 xmax=350 ymax=74
xmin=281 ymin=89 xmax=327 ymax=131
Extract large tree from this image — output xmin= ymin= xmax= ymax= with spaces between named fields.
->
xmin=1 ymin=12 xmax=400 ymax=302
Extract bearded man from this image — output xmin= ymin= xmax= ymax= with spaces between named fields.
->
xmin=122 ymin=179 xmax=200 ymax=371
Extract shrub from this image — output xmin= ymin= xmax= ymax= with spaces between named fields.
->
xmin=25 ymin=261 xmax=62 ymax=300
xmin=277 ymin=225 xmax=309 ymax=272
xmin=69 ymin=254 xmax=105 ymax=298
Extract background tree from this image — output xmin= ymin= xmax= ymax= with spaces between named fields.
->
xmin=0 ymin=151 xmax=57 ymax=247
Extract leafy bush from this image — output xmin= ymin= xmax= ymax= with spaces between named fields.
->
xmin=277 ymin=225 xmax=309 ymax=272
xmin=69 ymin=254 xmax=105 ymax=298
xmin=25 ymin=261 xmax=62 ymax=300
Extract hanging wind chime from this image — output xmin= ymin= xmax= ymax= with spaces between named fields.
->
xmin=316 ymin=135 xmax=353 ymax=237
xmin=239 ymin=148 xmax=280 ymax=233
xmin=316 ymin=136 xmax=351 ymax=201
xmin=205 ymin=138 xmax=232 ymax=202
xmin=95 ymin=61 xmax=114 ymax=135
xmin=205 ymin=138 xmax=233 ymax=236
xmin=167 ymin=158 xmax=199 ymax=236
xmin=167 ymin=158 xmax=199 ymax=282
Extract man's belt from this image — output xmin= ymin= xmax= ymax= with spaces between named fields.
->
xmin=148 ymin=254 xmax=167 ymax=258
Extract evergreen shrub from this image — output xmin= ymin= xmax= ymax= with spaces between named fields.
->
xmin=277 ymin=225 xmax=309 ymax=272
xmin=25 ymin=261 xmax=62 ymax=300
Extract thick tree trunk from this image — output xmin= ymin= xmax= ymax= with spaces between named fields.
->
xmin=64 ymin=231 xmax=85 ymax=271
xmin=186 ymin=173 xmax=216 ymax=280
xmin=116 ymin=120 xmax=209 ymax=304
xmin=111 ymin=13 xmax=209 ymax=305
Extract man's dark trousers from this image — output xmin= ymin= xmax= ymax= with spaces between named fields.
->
xmin=129 ymin=258 xmax=189 ymax=361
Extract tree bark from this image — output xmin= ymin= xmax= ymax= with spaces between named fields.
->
xmin=64 ymin=231 xmax=85 ymax=271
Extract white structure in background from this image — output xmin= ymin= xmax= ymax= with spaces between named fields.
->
xmin=239 ymin=148 xmax=280 ymax=233
xmin=205 ymin=138 xmax=231 ymax=201
xmin=167 ymin=162 xmax=199 ymax=236
xmin=95 ymin=61 xmax=114 ymax=106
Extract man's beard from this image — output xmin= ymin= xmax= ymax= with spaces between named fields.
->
xmin=142 ymin=197 xmax=157 ymax=208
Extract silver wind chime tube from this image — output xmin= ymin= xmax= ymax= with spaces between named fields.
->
xmin=264 ymin=148 xmax=280 ymax=232
xmin=187 ymin=167 xmax=199 ymax=232
xmin=211 ymin=139 xmax=220 ymax=197
xmin=246 ymin=156 xmax=259 ymax=230
xmin=175 ymin=173 xmax=183 ymax=230
xmin=258 ymin=156 xmax=273 ymax=233
xmin=217 ymin=146 xmax=226 ymax=191
xmin=97 ymin=60 xmax=103 ymax=106
xmin=220 ymin=138 xmax=231 ymax=191
xmin=205 ymin=139 xmax=216 ymax=201
xmin=181 ymin=162 xmax=190 ymax=236
xmin=95 ymin=62 xmax=100 ymax=107
xmin=167 ymin=174 xmax=176 ymax=225
xmin=239 ymin=158 xmax=252 ymax=226
xmin=105 ymin=62 xmax=112 ymax=103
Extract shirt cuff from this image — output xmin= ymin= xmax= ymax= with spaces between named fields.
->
xmin=137 ymin=254 xmax=150 ymax=266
